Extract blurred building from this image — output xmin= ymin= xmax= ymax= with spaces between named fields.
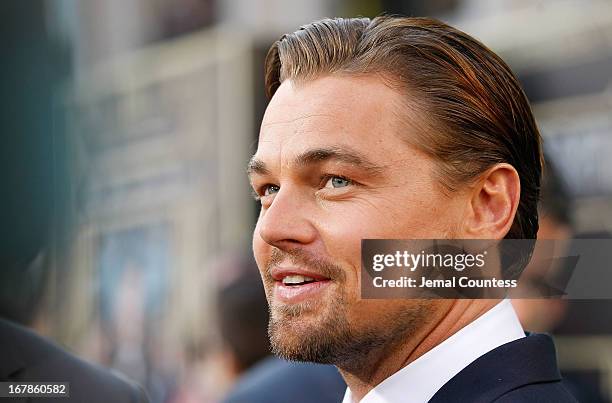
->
xmin=47 ymin=1 xmax=254 ymax=401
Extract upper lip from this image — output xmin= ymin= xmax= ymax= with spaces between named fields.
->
xmin=270 ymin=267 xmax=331 ymax=282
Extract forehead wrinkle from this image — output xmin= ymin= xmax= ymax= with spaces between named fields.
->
xmin=261 ymin=113 xmax=337 ymax=129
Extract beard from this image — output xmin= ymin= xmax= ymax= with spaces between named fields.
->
xmin=263 ymin=248 xmax=433 ymax=368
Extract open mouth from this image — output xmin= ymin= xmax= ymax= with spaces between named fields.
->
xmin=271 ymin=270 xmax=332 ymax=303
xmin=281 ymin=275 xmax=318 ymax=286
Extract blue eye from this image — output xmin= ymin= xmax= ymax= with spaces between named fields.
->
xmin=263 ymin=184 xmax=280 ymax=196
xmin=325 ymin=176 xmax=351 ymax=188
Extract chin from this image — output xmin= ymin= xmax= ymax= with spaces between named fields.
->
xmin=268 ymin=299 xmax=348 ymax=362
xmin=268 ymin=318 xmax=347 ymax=364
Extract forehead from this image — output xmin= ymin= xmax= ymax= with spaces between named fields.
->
xmin=257 ymin=75 xmax=409 ymax=160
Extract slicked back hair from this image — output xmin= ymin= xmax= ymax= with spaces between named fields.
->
xmin=264 ymin=16 xmax=543 ymax=257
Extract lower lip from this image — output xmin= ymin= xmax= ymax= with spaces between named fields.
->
xmin=273 ymin=280 xmax=332 ymax=303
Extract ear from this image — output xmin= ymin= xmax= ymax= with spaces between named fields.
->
xmin=462 ymin=163 xmax=520 ymax=238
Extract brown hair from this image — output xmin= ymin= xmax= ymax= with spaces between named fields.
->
xmin=264 ymin=16 xmax=542 ymax=264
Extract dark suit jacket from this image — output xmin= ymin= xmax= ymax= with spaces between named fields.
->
xmin=0 ymin=318 xmax=149 ymax=403
xmin=223 ymin=356 xmax=346 ymax=403
xmin=429 ymin=333 xmax=577 ymax=402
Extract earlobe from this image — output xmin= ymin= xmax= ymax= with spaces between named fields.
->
xmin=463 ymin=164 xmax=520 ymax=238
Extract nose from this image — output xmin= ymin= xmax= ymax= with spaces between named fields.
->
xmin=256 ymin=186 xmax=317 ymax=251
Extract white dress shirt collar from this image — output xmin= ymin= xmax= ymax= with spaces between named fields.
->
xmin=342 ymin=299 xmax=525 ymax=403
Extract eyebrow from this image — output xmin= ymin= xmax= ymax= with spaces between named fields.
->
xmin=246 ymin=146 xmax=385 ymax=177
xmin=246 ymin=158 xmax=270 ymax=176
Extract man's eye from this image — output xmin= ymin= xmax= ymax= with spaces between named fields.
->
xmin=263 ymin=184 xmax=280 ymax=196
xmin=324 ymin=176 xmax=351 ymax=189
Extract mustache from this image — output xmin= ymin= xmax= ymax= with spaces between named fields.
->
xmin=266 ymin=248 xmax=347 ymax=282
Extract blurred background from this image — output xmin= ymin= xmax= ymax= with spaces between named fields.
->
xmin=1 ymin=0 xmax=611 ymax=402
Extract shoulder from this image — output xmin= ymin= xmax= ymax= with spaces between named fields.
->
xmin=0 ymin=318 xmax=149 ymax=403
xmin=223 ymin=356 xmax=345 ymax=403
xmin=430 ymin=333 xmax=578 ymax=403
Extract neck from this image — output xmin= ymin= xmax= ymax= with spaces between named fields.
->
xmin=338 ymin=299 xmax=500 ymax=402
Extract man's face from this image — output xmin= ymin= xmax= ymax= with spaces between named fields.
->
xmin=249 ymin=75 xmax=465 ymax=365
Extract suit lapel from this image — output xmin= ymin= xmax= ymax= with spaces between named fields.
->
xmin=429 ymin=333 xmax=561 ymax=403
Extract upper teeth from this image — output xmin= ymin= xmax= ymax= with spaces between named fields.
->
xmin=282 ymin=275 xmax=315 ymax=285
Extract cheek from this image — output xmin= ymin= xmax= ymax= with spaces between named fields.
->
xmin=379 ymin=187 xmax=461 ymax=238
xmin=334 ymin=198 xmax=447 ymax=238
xmin=313 ymin=203 xmax=419 ymax=300
xmin=315 ymin=191 xmax=460 ymax=260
